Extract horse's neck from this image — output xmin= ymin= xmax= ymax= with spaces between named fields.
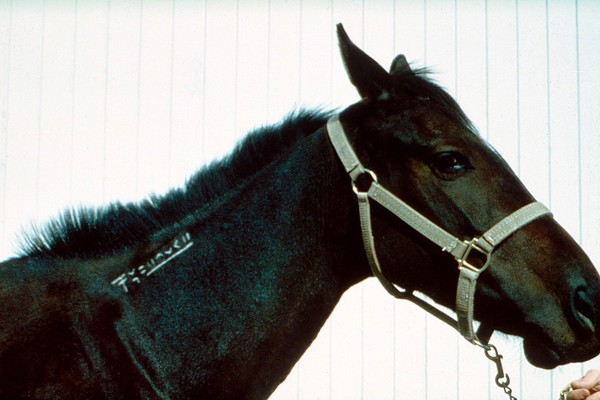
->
xmin=188 ymin=126 xmax=367 ymax=398
xmin=0 ymin=126 xmax=370 ymax=400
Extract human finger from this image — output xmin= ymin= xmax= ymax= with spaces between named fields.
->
xmin=567 ymin=388 xmax=590 ymax=400
xmin=586 ymin=390 xmax=600 ymax=400
xmin=572 ymin=370 xmax=600 ymax=390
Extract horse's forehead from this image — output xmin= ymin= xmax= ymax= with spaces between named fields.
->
xmin=400 ymin=108 xmax=481 ymax=147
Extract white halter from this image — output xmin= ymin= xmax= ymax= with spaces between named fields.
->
xmin=326 ymin=115 xmax=551 ymax=399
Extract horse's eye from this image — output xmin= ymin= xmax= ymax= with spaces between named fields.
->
xmin=432 ymin=152 xmax=470 ymax=178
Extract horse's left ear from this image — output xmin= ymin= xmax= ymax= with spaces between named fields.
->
xmin=389 ymin=54 xmax=412 ymax=75
xmin=337 ymin=23 xmax=393 ymax=101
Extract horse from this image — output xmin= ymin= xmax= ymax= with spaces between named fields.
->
xmin=1 ymin=24 xmax=599 ymax=399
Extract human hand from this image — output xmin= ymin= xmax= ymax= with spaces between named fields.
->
xmin=566 ymin=370 xmax=600 ymax=400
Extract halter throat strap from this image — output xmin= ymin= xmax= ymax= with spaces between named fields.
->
xmin=326 ymin=115 xmax=552 ymax=346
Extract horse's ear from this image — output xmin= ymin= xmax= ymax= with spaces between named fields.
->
xmin=390 ymin=54 xmax=412 ymax=75
xmin=337 ymin=23 xmax=393 ymax=101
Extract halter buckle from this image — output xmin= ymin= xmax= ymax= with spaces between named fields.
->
xmin=457 ymin=238 xmax=492 ymax=273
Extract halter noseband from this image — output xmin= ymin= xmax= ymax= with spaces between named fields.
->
xmin=326 ymin=115 xmax=552 ymax=348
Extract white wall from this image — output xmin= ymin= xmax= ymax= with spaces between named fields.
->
xmin=1 ymin=1 xmax=599 ymax=399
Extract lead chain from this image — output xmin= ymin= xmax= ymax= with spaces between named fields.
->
xmin=483 ymin=344 xmax=517 ymax=400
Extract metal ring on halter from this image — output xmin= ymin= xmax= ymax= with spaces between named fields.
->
xmin=351 ymin=169 xmax=378 ymax=195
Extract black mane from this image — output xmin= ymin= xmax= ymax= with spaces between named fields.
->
xmin=20 ymin=109 xmax=332 ymax=258
xmin=19 ymin=69 xmax=470 ymax=259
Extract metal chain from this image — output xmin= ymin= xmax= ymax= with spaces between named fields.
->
xmin=483 ymin=344 xmax=517 ymax=400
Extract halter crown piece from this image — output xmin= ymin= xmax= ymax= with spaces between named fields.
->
xmin=326 ymin=115 xmax=552 ymax=400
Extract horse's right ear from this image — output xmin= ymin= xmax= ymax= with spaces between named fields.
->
xmin=337 ymin=24 xmax=393 ymax=101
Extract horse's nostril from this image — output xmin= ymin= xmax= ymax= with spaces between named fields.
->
xmin=572 ymin=286 xmax=596 ymax=335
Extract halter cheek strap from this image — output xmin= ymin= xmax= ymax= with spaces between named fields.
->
xmin=326 ymin=115 xmax=552 ymax=346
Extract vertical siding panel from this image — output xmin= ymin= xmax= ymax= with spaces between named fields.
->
xmin=547 ymin=0 xmax=580 ymax=234
xmin=298 ymin=0 xmax=334 ymax=108
xmin=328 ymin=291 xmax=363 ymax=400
xmin=487 ymin=1 xmax=519 ymax=169
xmin=70 ymin=3 xmax=109 ymax=207
xmin=35 ymin=5 xmax=76 ymax=219
xmin=170 ymin=0 xmax=206 ymax=182
xmin=202 ymin=1 xmax=238 ymax=163
xmin=136 ymin=1 xmax=176 ymax=197
xmin=0 ymin=0 xmax=12 ymax=258
xmin=234 ymin=0 xmax=269 ymax=133
xmin=575 ymin=0 xmax=600 ymax=378
xmin=3 ymin=1 xmax=45 ymax=250
xmin=104 ymin=1 xmax=142 ymax=203
xmin=516 ymin=0 xmax=550 ymax=203
xmin=265 ymin=0 xmax=302 ymax=122
xmin=393 ymin=0 xmax=426 ymax=64
xmin=361 ymin=282 xmax=397 ymax=399
xmin=455 ymin=0 xmax=486 ymax=135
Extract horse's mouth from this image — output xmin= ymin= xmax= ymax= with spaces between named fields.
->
xmin=523 ymin=334 xmax=600 ymax=370
xmin=523 ymin=340 xmax=562 ymax=369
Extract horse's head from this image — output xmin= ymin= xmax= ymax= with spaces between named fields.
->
xmin=334 ymin=24 xmax=600 ymax=369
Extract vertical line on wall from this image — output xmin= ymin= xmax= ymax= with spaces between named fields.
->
xmin=266 ymin=0 xmax=271 ymax=122
xmin=484 ymin=0 xmax=492 ymax=395
xmin=135 ymin=0 xmax=144 ymax=197
xmin=515 ymin=0 xmax=521 ymax=178
xmin=297 ymin=0 xmax=303 ymax=105
xmin=484 ymin=0 xmax=489 ymax=142
xmin=423 ymin=2 xmax=428 ymax=397
xmin=545 ymin=0 xmax=554 ymax=393
xmin=574 ymin=1 xmax=585 ymax=381
xmin=296 ymin=5 xmax=303 ymax=396
xmin=327 ymin=0 xmax=337 ymax=400
xmin=515 ymin=1 xmax=525 ymax=393
xmin=200 ymin=0 xmax=207 ymax=163
xmin=575 ymin=0 xmax=582 ymax=248
xmin=167 ymin=0 xmax=176 ymax=185
xmin=102 ymin=0 xmax=111 ymax=202
xmin=1 ymin=0 xmax=14 ymax=248
xmin=233 ymin=0 xmax=240 ymax=136
xmin=392 ymin=1 xmax=397 ymax=395
xmin=454 ymin=0 xmax=460 ymax=397
xmin=69 ymin=0 xmax=78 ymax=205
xmin=35 ymin=0 xmax=46 ymax=213
xmin=454 ymin=0 xmax=458 ymax=99
xmin=545 ymin=0 xmax=552 ymax=209
xmin=574 ymin=0 xmax=586 ymax=377
xmin=423 ymin=0 xmax=427 ymax=64
xmin=392 ymin=0 xmax=397 ymax=56
xmin=360 ymin=3 xmax=366 ymax=400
